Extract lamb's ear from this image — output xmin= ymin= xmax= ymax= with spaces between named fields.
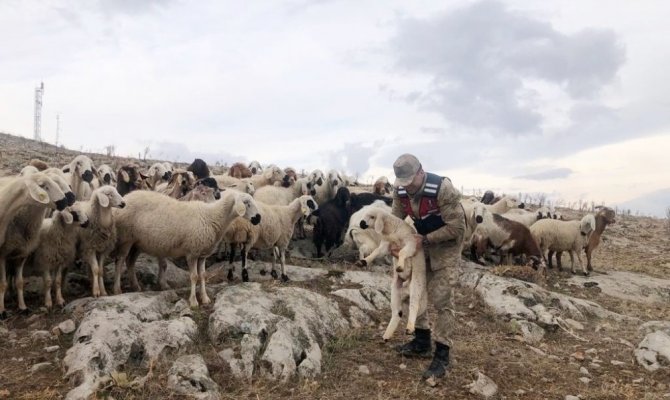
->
xmin=374 ymin=214 xmax=385 ymax=234
xmin=120 ymin=170 xmax=130 ymax=183
xmin=61 ymin=210 xmax=74 ymax=225
xmin=26 ymin=181 xmax=49 ymax=204
xmin=62 ymin=165 xmax=70 ymax=173
xmin=234 ymin=196 xmax=246 ymax=217
xmin=97 ymin=191 xmax=110 ymax=208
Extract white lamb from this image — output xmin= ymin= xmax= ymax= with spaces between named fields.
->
xmin=253 ymin=177 xmax=312 ymax=206
xmin=529 ymin=214 xmax=596 ymax=275
xmin=146 ymin=162 xmax=172 ymax=189
xmin=77 ymin=186 xmax=127 ymax=298
xmin=356 ymin=207 xmax=427 ymax=340
xmin=63 ymin=155 xmax=96 ymax=200
xmin=313 ymin=169 xmax=344 ymax=207
xmin=485 ymin=195 xmax=523 ymax=214
xmin=502 ymin=207 xmax=551 ymax=227
xmin=113 ymin=190 xmax=261 ymax=307
xmin=94 ymin=164 xmax=116 ymax=187
xmin=0 ymin=173 xmax=68 ymax=317
xmin=344 ymin=200 xmax=392 ymax=266
xmin=31 ymin=204 xmax=90 ymax=309
xmin=223 ymin=195 xmax=317 ymax=283
xmin=248 ymin=160 xmax=263 ymax=175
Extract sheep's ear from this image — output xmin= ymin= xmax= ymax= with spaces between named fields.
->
xmin=61 ymin=210 xmax=74 ymax=225
xmin=62 ymin=166 xmax=70 ymax=173
xmin=234 ymin=197 xmax=246 ymax=217
xmin=26 ymin=181 xmax=49 ymax=204
xmin=97 ymin=191 xmax=110 ymax=208
xmin=139 ymin=171 xmax=149 ymax=179
xmin=374 ymin=214 xmax=385 ymax=234
xmin=121 ymin=170 xmax=130 ymax=183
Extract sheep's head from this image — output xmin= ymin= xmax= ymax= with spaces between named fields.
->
xmin=187 ymin=158 xmax=210 ymax=180
xmin=25 ymin=173 xmax=68 ymax=210
xmin=44 ymin=170 xmax=76 ymax=206
xmin=328 ymin=169 xmax=344 ymax=188
xmin=299 ymin=195 xmax=318 ymax=216
xmin=596 ymin=206 xmax=616 ymax=225
xmin=233 ymin=193 xmax=261 ymax=225
xmin=527 ymin=255 xmax=546 ymax=271
xmin=308 ymin=169 xmax=325 ymax=186
xmin=248 ymin=160 xmax=262 ymax=175
xmin=162 ymin=162 xmax=174 ymax=173
xmin=20 ymin=165 xmax=39 ymax=176
xmin=195 ymin=177 xmax=221 ymax=200
xmin=359 ymin=208 xmax=387 ymax=235
xmin=97 ymin=164 xmax=116 ymax=186
xmin=333 ymin=186 xmax=351 ymax=208
xmin=536 ymin=207 xmax=551 ymax=220
xmin=580 ymin=214 xmax=596 ymax=236
xmin=149 ymin=162 xmax=171 ymax=182
xmin=474 ymin=204 xmax=487 ymax=224
xmin=65 ymin=155 xmax=95 ymax=183
xmin=94 ymin=186 xmax=125 ymax=209
xmin=68 ymin=202 xmax=90 ymax=227
xmin=168 ymin=170 xmax=196 ymax=196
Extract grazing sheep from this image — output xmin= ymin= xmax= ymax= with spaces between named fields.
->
xmin=0 ymin=173 xmax=69 ymax=317
xmin=63 ymin=155 xmax=96 ymax=200
xmin=113 ymin=190 xmax=261 ymax=307
xmin=312 ymin=187 xmax=351 ymax=258
xmin=187 ymin=158 xmax=210 ymax=180
xmin=156 ymin=169 xmax=196 ymax=199
xmin=485 ymin=195 xmax=524 ymax=214
xmin=116 ymin=164 xmax=149 ymax=196
xmin=32 ymin=204 xmax=90 ymax=309
xmin=229 ymin=162 xmax=252 ymax=179
xmin=146 ymin=162 xmax=172 ymax=189
xmin=248 ymin=160 xmax=262 ymax=175
xmin=356 ymin=207 xmax=427 ymax=340
xmin=344 ymin=200 xmax=392 ymax=266
xmin=501 ymin=207 xmax=551 ymax=228
xmin=224 ymin=195 xmax=317 ymax=282
xmin=95 ymin=164 xmax=116 ymax=187
xmin=77 ymin=186 xmax=127 ymax=298
xmin=372 ymin=176 xmax=392 ymax=195
xmin=529 ymin=214 xmax=596 ymax=275
xmin=584 ymin=207 xmax=616 ymax=272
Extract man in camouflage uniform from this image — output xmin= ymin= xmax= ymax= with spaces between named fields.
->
xmin=390 ymin=153 xmax=465 ymax=381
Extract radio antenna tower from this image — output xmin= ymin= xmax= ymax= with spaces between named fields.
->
xmin=34 ymin=82 xmax=44 ymax=141
xmin=55 ymin=114 xmax=60 ymax=146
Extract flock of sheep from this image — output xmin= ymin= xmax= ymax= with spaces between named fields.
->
xmin=0 ymin=155 xmax=616 ymax=319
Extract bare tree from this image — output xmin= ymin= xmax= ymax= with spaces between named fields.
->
xmin=104 ymin=145 xmax=115 ymax=157
xmin=666 ymin=206 xmax=670 ymax=234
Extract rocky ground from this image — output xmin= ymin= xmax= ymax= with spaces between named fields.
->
xmin=1 ymin=134 xmax=669 ymax=399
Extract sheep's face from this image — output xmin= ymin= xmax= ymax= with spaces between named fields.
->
xmin=300 ymin=195 xmax=318 ymax=216
xmin=45 ymin=172 xmax=76 ymax=206
xmin=68 ymin=155 xmax=95 ymax=183
xmin=97 ymin=165 xmax=116 ymax=186
xmin=328 ymin=170 xmax=343 ymax=188
xmin=27 ymin=173 xmax=68 ymax=210
xmin=235 ymin=193 xmax=261 ymax=225
xmin=359 ymin=210 xmax=386 ymax=235
xmin=149 ymin=163 xmax=171 ymax=182
xmin=601 ymin=208 xmax=616 ymax=225
xmin=162 ymin=162 xmax=174 ymax=173
xmin=528 ymin=255 xmax=546 ymax=270
xmin=474 ymin=204 xmax=487 ymax=224
xmin=95 ymin=186 xmax=126 ymax=209
xmin=309 ymin=170 xmax=325 ymax=186
xmin=248 ymin=161 xmax=262 ymax=175
xmin=68 ymin=203 xmax=90 ymax=227
xmin=195 ymin=177 xmax=221 ymax=200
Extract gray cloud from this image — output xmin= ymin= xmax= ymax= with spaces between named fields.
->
xmin=327 ymin=142 xmax=381 ymax=176
xmin=515 ymin=167 xmax=573 ymax=180
xmin=390 ymin=1 xmax=625 ymax=135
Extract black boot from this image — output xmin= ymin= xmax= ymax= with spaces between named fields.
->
xmin=395 ymin=328 xmax=432 ymax=358
xmin=422 ymin=342 xmax=450 ymax=380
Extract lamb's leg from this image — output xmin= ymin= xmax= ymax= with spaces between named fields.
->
xmin=270 ymin=248 xmax=279 ymax=280
xmin=568 ymin=251 xmax=576 ymax=274
xmin=158 ymin=258 xmax=170 ymax=290
xmin=547 ymin=250 xmax=555 ymax=269
xmin=43 ymin=268 xmax=53 ymax=310
xmin=186 ymin=256 xmax=199 ymax=308
xmin=357 ymin=241 xmax=389 ymax=268
xmin=197 ymin=257 xmax=210 ymax=304
xmin=55 ymin=265 xmax=65 ymax=307
xmin=227 ymin=244 xmax=236 ymax=281
xmin=241 ymin=244 xmax=249 ymax=282
xmin=15 ymin=258 xmax=28 ymax=311
xmin=125 ymin=248 xmax=142 ymax=292
xmin=556 ymin=251 xmax=563 ymax=270
xmin=576 ymin=250 xmax=587 ymax=276
xmin=0 ymin=259 xmax=6 ymax=318
xmin=585 ymin=246 xmax=593 ymax=272
xmin=406 ymin=258 xmax=426 ymax=334
xmin=97 ymin=254 xmax=108 ymax=296
xmin=87 ymin=253 xmax=102 ymax=297
xmin=397 ymin=243 xmax=416 ymax=272
xmin=113 ymin=244 xmax=132 ymax=295
xmin=382 ymin=271 xmax=403 ymax=341
xmin=279 ymin=247 xmax=289 ymax=282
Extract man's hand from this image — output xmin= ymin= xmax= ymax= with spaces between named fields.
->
xmin=389 ymin=234 xmax=425 ymax=258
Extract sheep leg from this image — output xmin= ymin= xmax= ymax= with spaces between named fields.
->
xmin=576 ymin=250 xmax=587 ymax=276
xmin=279 ymin=247 xmax=289 ymax=282
xmin=197 ymin=257 xmax=210 ymax=305
xmin=125 ymin=248 xmax=142 ymax=292
xmin=556 ymin=251 xmax=563 ymax=270
xmin=87 ymin=253 xmax=102 ymax=297
xmin=358 ymin=241 xmax=389 ymax=268
xmin=241 ymin=245 xmax=249 ymax=282
xmin=406 ymin=266 xmax=425 ymax=335
xmin=97 ymin=254 xmax=108 ymax=296
xmin=55 ymin=265 xmax=65 ymax=307
xmin=569 ymin=251 xmax=576 ymax=274
xmin=187 ymin=256 xmax=199 ymax=308
xmin=270 ymin=248 xmax=279 ymax=280
xmin=585 ymin=246 xmax=594 ymax=272
xmin=382 ymin=271 xmax=403 ymax=341
xmin=43 ymin=268 xmax=53 ymax=310
xmin=113 ymin=244 xmax=132 ymax=295
xmin=397 ymin=244 xmax=416 ymax=272
xmin=0 ymin=258 xmax=6 ymax=319
xmin=547 ymin=250 xmax=555 ymax=269
xmin=15 ymin=258 xmax=28 ymax=311
xmin=158 ymin=258 xmax=170 ymax=290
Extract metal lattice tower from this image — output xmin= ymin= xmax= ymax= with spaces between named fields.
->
xmin=34 ymin=82 xmax=44 ymax=141
xmin=55 ymin=114 xmax=60 ymax=146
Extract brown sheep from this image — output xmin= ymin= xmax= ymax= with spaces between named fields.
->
xmin=584 ymin=206 xmax=616 ymax=272
xmin=29 ymin=159 xmax=49 ymax=171
xmin=228 ymin=162 xmax=252 ymax=179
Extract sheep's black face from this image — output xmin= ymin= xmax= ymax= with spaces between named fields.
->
xmin=81 ymin=220 xmax=90 ymax=228
xmin=359 ymin=220 xmax=369 ymax=229
xmin=82 ymin=170 xmax=94 ymax=183
xmin=66 ymin=191 xmax=76 ymax=206
xmin=475 ymin=215 xmax=483 ymax=224
xmin=251 ymin=214 xmax=261 ymax=225
xmin=214 ymin=190 xmax=221 ymax=200
xmin=251 ymin=167 xmax=257 ymax=174
xmin=282 ymin=175 xmax=291 ymax=188
xmin=163 ymin=171 xmax=172 ymax=181
xmin=103 ymin=173 xmax=111 ymax=184
xmin=72 ymin=211 xmax=80 ymax=222
xmin=518 ymin=202 xmax=525 ymax=209
xmin=307 ymin=199 xmax=316 ymax=210
xmin=55 ymin=198 xmax=68 ymax=211
xmin=316 ymin=178 xmax=323 ymax=186
xmin=310 ymin=188 xmax=316 ymax=196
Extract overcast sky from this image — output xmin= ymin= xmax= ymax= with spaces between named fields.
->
xmin=1 ymin=0 xmax=668 ymax=216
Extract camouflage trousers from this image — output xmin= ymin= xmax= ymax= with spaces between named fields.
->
xmin=413 ymin=244 xmax=460 ymax=347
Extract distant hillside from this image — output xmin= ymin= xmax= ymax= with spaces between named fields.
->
xmin=616 ymin=188 xmax=670 ymax=218
xmin=0 ymin=132 xmax=185 ymax=175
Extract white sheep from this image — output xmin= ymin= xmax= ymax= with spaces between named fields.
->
xmin=156 ymin=169 xmax=196 ymax=199
xmin=218 ymin=165 xmax=287 ymax=191
xmin=0 ymin=173 xmax=68 ymax=317
xmin=223 ymin=195 xmax=317 ymax=283
xmin=501 ymin=207 xmax=551 ymax=227
xmin=32 ymin=203 xmax=90 ymax=309
xmin=63 ymin=155 xmax=96 ymax=200
xmin=94 ymin=164 xmax=116 ymax=187
xmin=372 ymin=176 xmax=392 ymax=195
xmin=77 ymin=186 xmax=127 ymax=298
xmin=344 ymin=200 xmax=392 ymax=266
xmin=485 ymin=195 xmax=523 ymax=214
xmin=529 ymin=214 xmax=596 ymax=275
xmin=215 ymin=177 xmax=255 ymax=196
xmin=248 ymin=160 xmax=262 ymax=175
xmin=146 ymin=162 xmax=172 ymax=189
xmin=356 ymin=207 xmax=427 ymax=340
xmin=313 ymin=169 xmax=343 ymax=207
xmin=113 ymin=190 xmax=261 ymax=307
xmin=253 ymin=177 xmax=312 ymax=206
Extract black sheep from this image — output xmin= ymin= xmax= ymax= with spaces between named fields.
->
xmin=187 ymin=158 xmax=210 ymax=180
xmin=116 ymin=164 xmax=147 ymax=196
xmin=348 ymin=192 xmax=392 ymax=214
xmin=312 ymin=186 xmax=351 ymax=258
